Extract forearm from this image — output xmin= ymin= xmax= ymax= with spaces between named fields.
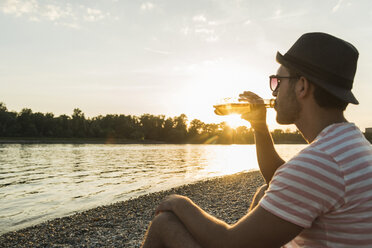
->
xmin=173 ymin=198 xmax=300 ymax=248
xmin=253 ymin=124 xmax=285 ymax=183
xmin=173 ymin=197 xmax=230 ymax=248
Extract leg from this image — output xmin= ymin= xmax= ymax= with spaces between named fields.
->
xmin=141 ymin=211 xmax=202 ymax=248
xmin=249 ymin=184 xmax=268 ymax=211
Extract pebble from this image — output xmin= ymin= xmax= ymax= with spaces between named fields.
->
xmin=0 ymin=171 xmax=264 ymax=248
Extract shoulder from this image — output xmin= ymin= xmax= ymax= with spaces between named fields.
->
xmin=310 ymin=122 xmax=372 ymax=165
xmin=312 ymin=123 xmax=370 ymax=154
xmin=274 ymin=145 xmax=343 ymax=183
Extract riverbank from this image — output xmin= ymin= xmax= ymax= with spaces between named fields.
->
xmin=0 ymin=170 xmax=264 ymax=247
xmin=0 ymin=137 xmax=309 ymax=145
xmin=0 ymin=137 xmax=166 ymax=144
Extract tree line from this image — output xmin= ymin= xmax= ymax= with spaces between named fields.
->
xmin=0 ymin=102 xmax=312 ymax=144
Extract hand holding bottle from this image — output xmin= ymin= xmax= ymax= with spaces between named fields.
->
xmin=238 ymin=91 xmax=272 ymax=130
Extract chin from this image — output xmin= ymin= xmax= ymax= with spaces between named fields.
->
xmin=276 ymin=114 xmax=295 ymax=125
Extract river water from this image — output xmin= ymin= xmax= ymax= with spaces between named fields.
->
xmin=0 ymin=144 xmax=306 ymax=234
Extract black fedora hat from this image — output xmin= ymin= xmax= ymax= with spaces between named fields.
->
xmin=276 ymin=32 xmax=359 ymax=104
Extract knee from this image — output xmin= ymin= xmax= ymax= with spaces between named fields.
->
xmin=147 ymin=211 xmax=181 ymax=238
xmin=142 ymin=212 xmax=178 ymax=247
xmin=151 ymin=212 xmax=178 ymax=228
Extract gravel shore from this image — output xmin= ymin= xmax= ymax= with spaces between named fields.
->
xmin=0 ymin=170 xmax=264 ymax=248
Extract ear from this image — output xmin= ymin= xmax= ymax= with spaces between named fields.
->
xmin=295 ymin=76 xmax=311 ymax=99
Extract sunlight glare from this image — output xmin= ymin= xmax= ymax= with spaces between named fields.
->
xmin=201 ymin=145 xmax=259 ymax=176
xmin=179 ymin=60 xmax=270 ymax=126
xmin=224 ymin=114 xmax=249 ymax=129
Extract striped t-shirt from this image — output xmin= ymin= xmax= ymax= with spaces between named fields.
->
xmin=260 ymin=122 xmax=372 ymax=247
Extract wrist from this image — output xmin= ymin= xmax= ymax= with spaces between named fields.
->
xmin=251 ymin=122 xmax=268 ymax=132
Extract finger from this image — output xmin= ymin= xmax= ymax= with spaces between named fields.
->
xmin=155 ymin=200 xmax=168 ymax=215
xmin=239 ymin=95 xmax=261 ymax=103
xmin=155 ymin=203 xmax=169 ymax=215
xmin=214 ymin=109 xmax=223 ymax=115
xmin=239 ymin=92 xmax=261 ymax=100
xmin=240 ymin=91 xmax=259 ymax=97
xmin=155 ymin=209 xmax=168 ymax=216
xmin=154 ymin=194 xmax=178 ymax=215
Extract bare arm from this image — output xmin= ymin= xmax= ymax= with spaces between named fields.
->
xmin=156 ymin=195 xmax=303 ymax=248
xmin=239 ymin=91 xmax=285 ymax=183
xmin=253 ymin=123 xmax=285 ymax=183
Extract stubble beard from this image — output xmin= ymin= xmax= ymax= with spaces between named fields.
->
xmin=275 ymin=88 xmax=301 ymax=125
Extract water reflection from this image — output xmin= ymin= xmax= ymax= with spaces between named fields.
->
xmin=0 ymin=143 xmax=305 ymax=234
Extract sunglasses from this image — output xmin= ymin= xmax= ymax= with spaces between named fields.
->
xmin=269 ymin=75 xmax=299 ymax=91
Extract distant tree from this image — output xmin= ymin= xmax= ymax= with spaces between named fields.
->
xmin=55 ymin=114 xmax=72 ymax=137
xmin=271 ymin=129 xmax=283 ymax=142
xmin=140 ymin=114 xmax=165 ymax=141
xmin=44 ymin=113 xmax=56 ymax=136
xmin=218 ymin=122 xmax=234 ymax=144
xmin=159 ymin=117 xmax=173 ymax=142
xmin=33 ymin=112 xmax=46 ymax=136
xmin=364 ymin=132 xmax=372 ymax=144
xmin=271 ymin=128 xmax=305 ymax=144
xmin=188 ymin=119 xmax=205 ymax=143
xmin=126 ymin=115 xmax=143 ymax=140
xmin=168 ymin=114 xmax=188 ymax=143
xmin=0 ymin=101 xmax=307 ymax=144
xmin=235 ymin=126 xmax=254 ymax=144
xmin=0 ymin=103 xmax=12 ymax=136
xmin=71 ymin=108 xmax=87 ymax=137
xmin=203 ymin=123 xmax=219 ymax=136
xmin=0 ymin=102 xmax=6 ymax=112
xmin=17 ymin=108 xmax=38 ymax=136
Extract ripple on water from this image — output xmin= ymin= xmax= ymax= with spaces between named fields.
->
xmin=0 ymin=143 xmax=306 ymax=235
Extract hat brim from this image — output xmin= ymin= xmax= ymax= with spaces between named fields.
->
xmin=276 ymin=52 xmax=359 ymax=105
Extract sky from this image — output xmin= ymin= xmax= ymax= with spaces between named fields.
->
xmin=1 ymin=0 xmax=372 ymax=131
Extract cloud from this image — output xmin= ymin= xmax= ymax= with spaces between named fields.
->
xmin=1 ymin=0 xmax=38 ymax=16
xmin=195 ymin=28 xmax=214 ymax=34
xmin=272 ymin=9 xmax=282 ymax=19
xmin=140 ymin=2 xmax=154 ymax=11
xmin=43 ymin=4 xmax=72 ymax=21
xmin=180 ymin=26 xmax=219 ymax=42
xmin=55 ymin=22 xmax=80 ymax=30
xmin=44 ymin=5 xmax=62 ymax=21
xmin=266 ymin=9 xmax=306 ymax=20
xmin=181 ymin=26 xmax=190 ymax=35
xmin=144 ymin=47 xmax=170 ymax=55
xmin=193 ymin=14 xmax=207 ymax=22
xmin=205 ymin=35 xmax=219 ymax=42
xmin=332 ymin=0 xmax=343 ymax=13
xmin=180 ymin=15 xmax=220 ymax=42
xmin=29 ymin=15 xmax=39 ymax=22
xmin=84 ymin=8 xmax=107 ymax=22
xmin=0 ymin=0 xmax=113 ymax=28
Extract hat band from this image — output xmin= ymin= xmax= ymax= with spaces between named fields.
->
xmin=283 ymin=54 xmax=353 ymax=90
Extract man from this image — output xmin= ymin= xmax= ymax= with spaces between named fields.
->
xmin=141 ymin=33 xmax=372 ymax=247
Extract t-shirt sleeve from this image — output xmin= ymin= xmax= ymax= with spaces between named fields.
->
xmin=259 ymin=148 xmax=345 ymax=228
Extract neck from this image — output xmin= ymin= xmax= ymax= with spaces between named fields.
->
xmin=295 ymin=108 xmax=347 ymax=143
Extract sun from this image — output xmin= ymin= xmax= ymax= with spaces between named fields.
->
xmin=224 ymin=114 xmax=249 ymax=129
xmin=177 ymin=59 xmax=278 ymax=128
